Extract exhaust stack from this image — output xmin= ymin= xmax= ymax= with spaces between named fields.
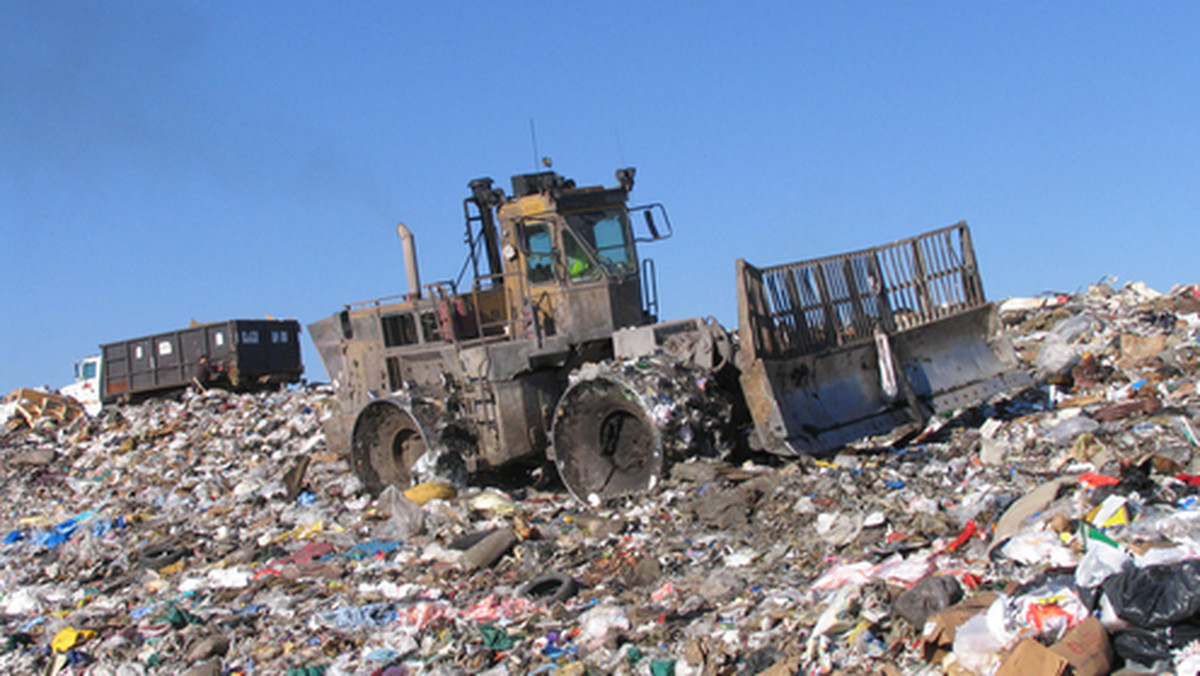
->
xmin=396 ymin=223 xmax=421 ymax=300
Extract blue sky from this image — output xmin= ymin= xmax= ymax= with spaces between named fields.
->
xmin=3 ymin=2 xmax=1198 ymax=391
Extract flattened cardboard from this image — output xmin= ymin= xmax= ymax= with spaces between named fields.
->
xmin=990 ymin=477 xmax=1075 ymax=552
xmin=1049 ymin=617 xmax=1112 ymax=676
xmin=995 ymin=639 xmax=1069 ymax=676
xmin=994 ymin=618 xmax=1112 ymax=676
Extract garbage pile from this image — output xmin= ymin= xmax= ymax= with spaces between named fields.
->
xmin=1 ymin=277 xmax=1199 ymax=676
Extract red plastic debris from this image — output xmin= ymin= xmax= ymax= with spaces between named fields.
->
xmin=1026 ymin=601 xmax=1077 ymax=634
xmin=946 ymin=519 xmax=978 ymax=552
xmin=1079 ymin=472 xmax=1120 ymax=488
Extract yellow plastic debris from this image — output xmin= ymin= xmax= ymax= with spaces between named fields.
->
xmin=51 ymin=626 xmax=97 ymax=653
xmin=1087 ymin=496 xmax=1131 ymax=528
xmin=158 ymin=559 xmax=186 ymax=575
xmin=404 ymin=481 xmax=457 ymax=505
xmin=281 ymin=521 xmax=329 ymax=541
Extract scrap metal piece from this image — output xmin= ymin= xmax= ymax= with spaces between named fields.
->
xmin=283 ymin=455 xmax=312 ymax=502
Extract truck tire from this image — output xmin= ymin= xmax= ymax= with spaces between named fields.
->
xmin=350 ymin=395 xmax=468 ymax=495
xmin=551 ymin=358 xmax=735 ymax=504
xmin=351 ymin=399 xmax=430 ymax=495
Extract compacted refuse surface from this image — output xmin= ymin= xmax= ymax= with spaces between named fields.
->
xmin=2 ymin=278 xmax=1199 ymax=676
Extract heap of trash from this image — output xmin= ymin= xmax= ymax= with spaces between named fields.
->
xmin=2 ymin=277 xmax=1199 ymax=676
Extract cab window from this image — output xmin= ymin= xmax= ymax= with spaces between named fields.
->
xmin=563 ymin=229 xmax=600 ymax=282
xmin=524 ymin=223 xmax=555 ymax=285
xmin=593 ymin=216 xmax=634 ymax=270
xmin=564 ymin=210 xmax=636 ymax=276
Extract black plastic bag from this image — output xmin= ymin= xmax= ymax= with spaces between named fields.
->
xmin=1101 ymin=559 xmax=1200 ymax=628
xmin=893 ymin=575 xmax=963 ymax=628
xmin=1111 ymin=620 xmax=1200 ymax=670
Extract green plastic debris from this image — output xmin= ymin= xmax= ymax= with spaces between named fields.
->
xmin=1081 ymin=521 xmax=1120 ymax=549
xmin=479 ymin=624 xmax=517 ymax=651
xmin=163 ymin=604 xmax=205 ymax=629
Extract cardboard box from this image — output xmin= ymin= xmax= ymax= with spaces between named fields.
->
xmin=994 ymin=617 xmax=1113 ymax=676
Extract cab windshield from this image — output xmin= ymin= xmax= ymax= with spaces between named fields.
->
xmin=563 ymin=209 xmax=637 ymax=278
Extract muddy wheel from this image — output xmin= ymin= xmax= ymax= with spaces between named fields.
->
xmin=351 ymin=399 xmax=430 ymax=495
xmin=552 ymin=359 xmax=738 ymax=505
xmin=552 ymin=373 xmax=665 ymax=504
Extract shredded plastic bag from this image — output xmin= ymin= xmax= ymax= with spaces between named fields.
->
xmin=1175 ymin=638 xmax=1200 ymax=675
xmin=952 ymin=611 xmax=1007 ymax=675
xmin=1075 ymin=539 xmax=1132 ymax=588
xmin=999 ymin=530 xmax=1079 ymax=568
xmin=1004 ymin=583 xmax=1090 ymax=642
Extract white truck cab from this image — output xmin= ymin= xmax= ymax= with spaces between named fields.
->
xmin=61 ymin=355 xmax=102 ymax=416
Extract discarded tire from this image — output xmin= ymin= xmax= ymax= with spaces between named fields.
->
xmin=138 ymin=543 xmax=190 ymax=570
xmin=520 ymin=572 xmax=578 ymax=605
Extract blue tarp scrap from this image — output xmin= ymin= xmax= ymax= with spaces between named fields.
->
xmin=28 ymin=510 xmax=100 ymax=548
xmin=340 ymin=540 xmax=402 ymax=560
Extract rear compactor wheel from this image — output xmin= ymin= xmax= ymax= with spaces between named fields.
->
xmin=351 ymin=396 xmax=464 ymax=495
xmin=551 ymin=359 xmax=735 ymax=505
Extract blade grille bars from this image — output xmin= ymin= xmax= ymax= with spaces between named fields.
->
xmin=744 ymin=223 xmax=984 ymax=360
